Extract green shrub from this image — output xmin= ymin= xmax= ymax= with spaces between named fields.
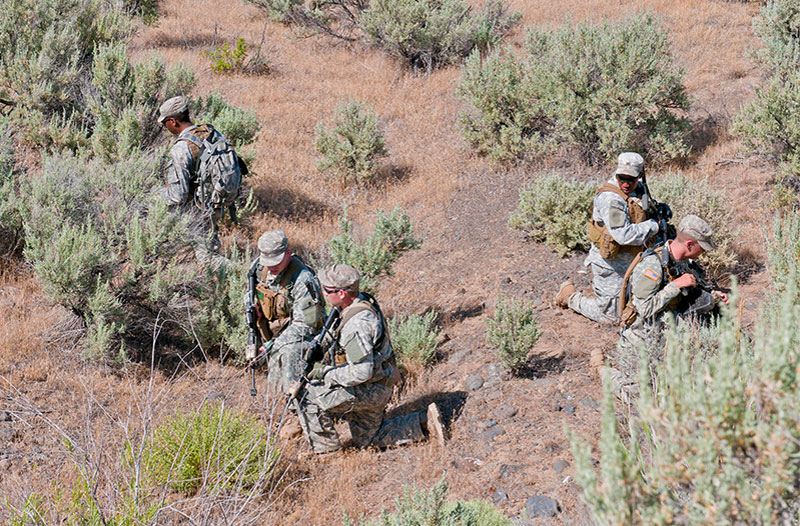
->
xmin=509 ymin=173 xmax=596 ymax=256
xmin=767 ymin=209 xmax=800 ymax=294
xmin=205 ymin=37 xmax=273 ymax=76
xmin=193 ymin=92 xmax=261 ymax=149
xmin=485 ymin=297 xmax=540 ymax=372
xmin=459 ymin=11 xmax=690 ymax=165
xmin=570 ymin=273 xmax=800 ymax=525
xmin=344 ymin=474 xmax=511 ymax=526
xmin=314 ymin=100 xmax=388 ymax=186
xmin=360 ymin=0 xmax=520 ymax=71
xmin=733 ymin=0 xmax=800 ymax=179
xmin=649 ymin=172 xmax=739 ymax=275
xmin=143 ymin=402 xmax=278 ymax=494
xmin=90 ymin=40 xmax=196 ymax=162
xmin=388 ymin=311 xmax=441 ymax=373
xmin=328 ymin=206 xmax=422 ymax=293
xmin=0 ymin=118 xmax=24 ymax=258
xmin=0 ymin=0 xmax=132 ymax=150
xmin=247 ymin=0 xmax=518 ymax=70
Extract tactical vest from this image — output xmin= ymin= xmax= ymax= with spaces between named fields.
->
xmin=618 ymin=244 xmax=676 ymax=327
xmin=255 ymin=257 xmax=306 ymax=341
xmin=177 ymin=125 xmax=213 ymax=210
xmin=332 ymin=293 xmax=399 ymax=387
xmin=586 ymin=183 xmax=648 ymax=259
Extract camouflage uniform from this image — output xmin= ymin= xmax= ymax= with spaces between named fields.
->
xmin=609 ymin=245 xmax=680 ymax=401
xmin=568 ymin=174 xmax=659 ymax=324
xmin=298 ymin=291 xmax=424 ymax=454
xmin=255 ymin=257 xmax=324 ymax=395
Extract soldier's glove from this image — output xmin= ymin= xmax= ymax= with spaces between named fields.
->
xmin=308 ymin=362 xmax=327 ymax=381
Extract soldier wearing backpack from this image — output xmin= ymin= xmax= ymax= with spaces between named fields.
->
xmin=158 ymin=96 xmax=245 ymax=255
xmin=295 ymin=264 xmax=445 ymax=455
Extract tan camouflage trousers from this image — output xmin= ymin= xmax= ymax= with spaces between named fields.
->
xmin=298 ymin=381 xmax=425 ymax=454
xmin=568 ymin=261 xmax=624 ymax=324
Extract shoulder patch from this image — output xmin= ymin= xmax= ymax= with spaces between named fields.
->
xmin=643 ymin=268 xmax=660 ymax=282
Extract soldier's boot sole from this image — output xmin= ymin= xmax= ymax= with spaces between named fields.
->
xmin=426 ymin=403 xmax=446 ymax=447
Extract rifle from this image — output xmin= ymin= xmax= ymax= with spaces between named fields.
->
xmin=245 ymin=259 xmax=261 ymax=397
xmin=288 ymin=306 xmax=341 ymax=401
xmin=668 ymin=259 xmax=727 ymax=322
xmin=639 ymin=172 xmax=675 ymax=247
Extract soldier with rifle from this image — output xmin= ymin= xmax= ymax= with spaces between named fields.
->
xmin=556 ymin=152 xmax=666 ymax=324
xmin=292 ymin=264 xmax=445 ymax=455
xmin=608 ymin=215 xmax=729 ymax=402
xmin=244 ymin=230 xmax=325 ymax=397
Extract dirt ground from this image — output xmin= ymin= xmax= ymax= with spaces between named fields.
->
xmin=0 ymin=0 xmax=778 ymax=524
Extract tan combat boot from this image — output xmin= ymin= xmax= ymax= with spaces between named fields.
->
xmin=555 ymin=280 xmax=577 ymax=308
xmin=426 ymin=403 xmax=446 ymax=447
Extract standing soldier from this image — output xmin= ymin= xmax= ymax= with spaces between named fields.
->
xmin=609 ymin=215 xmax=728 ymax=401
xmin=296 ymin=264 xmax=445 ymax=455
xmin=158 ymin=95 xmax=244 ymax=257
xmin=555 ymin=152 xmax=661 ymax=324
xmin=245 ymin=230 xmax=325 ymax=395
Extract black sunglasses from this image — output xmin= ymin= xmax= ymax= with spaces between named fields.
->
xmin=323 ymin=286 xmax=341 ymax=294
xmin=617 ymin=174 xmax=640 ymax=184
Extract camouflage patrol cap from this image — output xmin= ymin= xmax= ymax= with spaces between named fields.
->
xmin=616 ymin=152 xmax=645 ymax=178
xmin=258 ymin=230 xmax=289 ymax=267
xmin=320 ymin=264 xmax=360 ymax=292
xmin=678 ymin=214 xmax=714 ymax=251
xmin=158 ymin=96 xmax=189 ymax=123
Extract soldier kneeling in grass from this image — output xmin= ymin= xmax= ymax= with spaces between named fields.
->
xmin=606 ymin=215 xmax=729 ymax=403
xmin=295 ymin=264 xmax=445 ymax=455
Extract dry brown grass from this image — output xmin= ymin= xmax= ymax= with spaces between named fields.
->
xmin=0 ymin=0 xmax=779 ymax=523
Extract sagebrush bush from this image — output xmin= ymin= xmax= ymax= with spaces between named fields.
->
xmin=0 ymin=118 xmax=23 ymax=258
xmin=143 ymin=402 xmax=278 ymax=494
xmin=0 ymin=0 xmax=132 ymax=150
xmin=485 ymin=297 xmax=540 ymax=372
xmin=360 ymin=0 xmax=520 ymax=71
xmin=344 ymin=475 xmax=511 ymax=526
xmin=247 ymin=0 xmax=518 ymax=70
xmin=328 ymin=206 xmax=422 ymax=293
xmin=571 ymin=275 xmax=800 ymax=525
xmin=733 ymin=0 xmax=800 ymax=179
xmin=767 ymin=210 xmax=800 ymax=294
xmin=460 ymin=11 xmax=690 ymax=165
xmin=509 ymin=173 xmax=596 ymax=256
xmin=388 ymin=311 xmax=441 ymax=373
xmin=649 ymin=172 xmax=739 ymax=275
xmin=314 ymin=100 xmax=388 ymax=186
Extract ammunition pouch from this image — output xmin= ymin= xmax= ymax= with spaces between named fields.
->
xmin=256 ymin=283 xmax=290 ymax=322
xmin=588 ymin=183 xmax=648 ymax=260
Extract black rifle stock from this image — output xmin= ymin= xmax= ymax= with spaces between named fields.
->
xmin=288 ymin=306 xmax=341 ymax=401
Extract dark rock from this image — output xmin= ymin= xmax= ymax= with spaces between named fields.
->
xmin=0 ymin=411 xmax=10 ymax=422
xmin=496 ymin=403 xmax=517 ymax=419
xmin=466 ymin=374 xmax=484 ymax=391
xmin=492 ymin=489 xmax=509 ymax=504
xmin=502 ymin=277 xmax=512 ymax=284
xmin=552 ymin=459 xmax=570 ymax=474
xmin=525 ymin=495 xmax=561 ymax=518
xmin=561 ymin=404 xmax=576 ymax=415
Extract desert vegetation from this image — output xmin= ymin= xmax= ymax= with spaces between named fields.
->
xmin=0 ymin=0 xmax=796 ymax=523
